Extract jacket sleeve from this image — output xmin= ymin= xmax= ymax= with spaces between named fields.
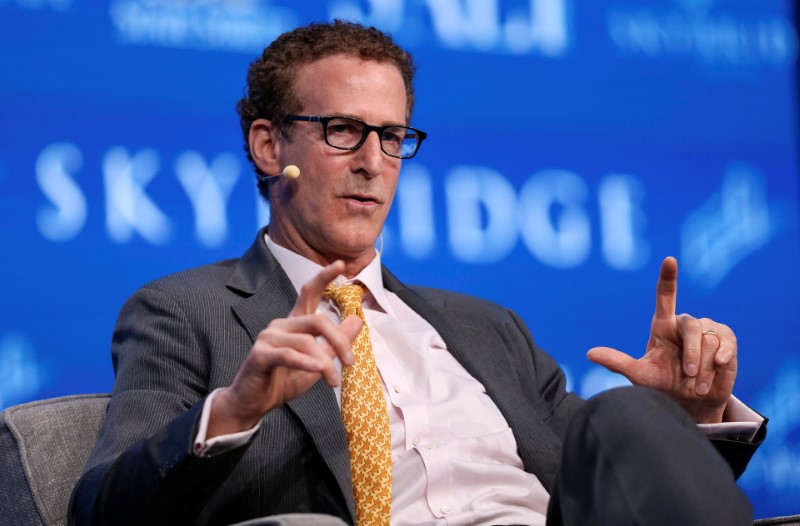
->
xmin=69 ymin=285 xmax=250 ymax=526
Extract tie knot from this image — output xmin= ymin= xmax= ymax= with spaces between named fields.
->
xmin=323 ymin=283 xmax=365 ymax=318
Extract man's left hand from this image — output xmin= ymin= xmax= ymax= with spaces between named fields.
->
xmin=587 ymin=256 xmax=737 ymax=424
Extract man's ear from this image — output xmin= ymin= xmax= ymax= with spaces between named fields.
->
xmin=248 ymin=119 xmax=282 ymax=176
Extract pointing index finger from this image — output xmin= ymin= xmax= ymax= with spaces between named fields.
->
xmin=654 ymin=256 xmax=678 ymax=321
xmin=291 ymin=260 xmax=344 ymax=316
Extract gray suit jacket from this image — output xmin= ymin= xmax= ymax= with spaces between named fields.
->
xmin=69 ymin=229 xmax=759 ymax=526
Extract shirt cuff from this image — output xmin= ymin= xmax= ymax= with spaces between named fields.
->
xmin=193 ymin=388 xmax=261 ymax=458
xmin=697 ymin=395 xmax=764 ymax=442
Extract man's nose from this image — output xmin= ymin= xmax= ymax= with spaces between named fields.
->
xmin=354 ymin=130 xmax=386 ymax=178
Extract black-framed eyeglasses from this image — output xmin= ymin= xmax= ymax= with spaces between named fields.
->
xmin=285 ymin=115 xmax=427 ymax=159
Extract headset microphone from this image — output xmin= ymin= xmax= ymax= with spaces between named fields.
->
xmin=259 ymin=165 xmax=301 ymax=181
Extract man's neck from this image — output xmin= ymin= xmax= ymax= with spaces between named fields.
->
xmin=265 ymin=233 xmax=391 ymax=315
xmin=266 ymin=226 xmax=376 ymax=278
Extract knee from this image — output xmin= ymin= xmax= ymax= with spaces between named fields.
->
xmin=573 ymin=385 xmax=695 ymax=446
xmin=554 ymin=386 xmax=752 ymax=526
xmin=584 ymin=385 xmax=689 ymax=423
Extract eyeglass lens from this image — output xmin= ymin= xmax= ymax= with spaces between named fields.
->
xmin=325 ymin=117 xmax=420 ymax=158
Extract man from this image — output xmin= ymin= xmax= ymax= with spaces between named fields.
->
xmin=70 ymin=20 xmax=765 ymax=526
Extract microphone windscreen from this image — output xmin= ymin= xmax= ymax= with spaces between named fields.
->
xmin=283 ymin=165 xmax=300 ymax=179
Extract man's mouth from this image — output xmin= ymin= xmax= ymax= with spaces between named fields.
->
xmin=344 ymin=193 xmax=382 ymax=205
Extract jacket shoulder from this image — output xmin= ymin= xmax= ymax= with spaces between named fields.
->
xmin=147 ymin=258 xmax=237 ymax=286
xmin=129 ymin=258 xmax=241 ymax=305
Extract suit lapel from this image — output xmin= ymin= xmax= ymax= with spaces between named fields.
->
xmin=382 ymin=267 xmax=561 ymax=490
xmin=383 ymin=267 xmax=519 ymax=408
xmin=227 ymin=231 xmax=356 ymax=520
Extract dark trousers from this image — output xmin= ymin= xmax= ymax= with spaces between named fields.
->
xmin=547 ymin=386 xmax=753 ymax=526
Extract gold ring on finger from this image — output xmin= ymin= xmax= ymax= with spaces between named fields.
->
xmin=702 ymin=330 xmax=721 ymax=349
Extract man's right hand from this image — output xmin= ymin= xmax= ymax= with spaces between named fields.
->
xmin=207 ymin=261 xmax=361 ymax=438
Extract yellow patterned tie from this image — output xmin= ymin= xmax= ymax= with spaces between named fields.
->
xmin=323 ymin=283 xmax=392 ymax=526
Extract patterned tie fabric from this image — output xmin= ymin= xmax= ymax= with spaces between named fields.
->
xmin=323 ymin=283 xmax=392 ymax=526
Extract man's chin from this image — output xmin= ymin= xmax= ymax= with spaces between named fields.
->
xmin=323 ymin=236 xmax=382 ymax=263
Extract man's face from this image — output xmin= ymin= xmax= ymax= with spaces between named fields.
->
xmin=267 ymin=54 xmax=407 ymax=273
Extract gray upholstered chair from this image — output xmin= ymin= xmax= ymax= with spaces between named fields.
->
xmin=755 ymin=518 xmax=800 ymax=526
xmin=2 ymin=395 xmax=797 ymax=526
xmin=0 ymin=394 xmax=109 ymax=526
xmin=0 ymin=395 xmax=346 ymax=526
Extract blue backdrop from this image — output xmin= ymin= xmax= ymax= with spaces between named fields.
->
xmin=1 ymin=0 xmax=798 ymax=518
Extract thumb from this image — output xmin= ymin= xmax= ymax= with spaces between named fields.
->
xmin=335 ymin=316 xmax=363 ymax=368
xmin=587 ymin=346 xmax=637 ymax=379
xmin=340 ymin=315 xmax=364 ymax=342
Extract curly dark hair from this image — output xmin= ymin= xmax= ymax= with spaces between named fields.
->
xmin=236 ymin=20 xmax=417 ymax=193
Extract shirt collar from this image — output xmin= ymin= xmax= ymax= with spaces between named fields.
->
xmin=265 ymin=233 xmax=395 ymax=315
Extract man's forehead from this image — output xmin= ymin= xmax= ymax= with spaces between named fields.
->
xmin=292 ymin=55 xmax=408 ymax=119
